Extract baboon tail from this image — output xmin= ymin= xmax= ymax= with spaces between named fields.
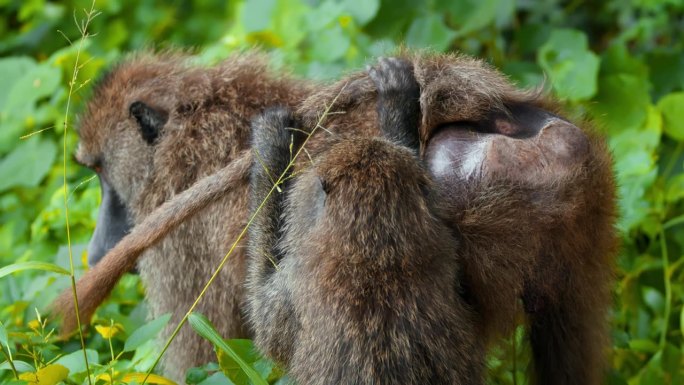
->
xmin=51 ymin=151 xmax=252 ymax=335
xmin=527 ymin=275 xmax=610 ymax=385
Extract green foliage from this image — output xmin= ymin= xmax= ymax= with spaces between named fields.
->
xmin=188 ymin=313 xmax=269 ymax=385
xmin=1 ymin=0 xmax=683 ymax=384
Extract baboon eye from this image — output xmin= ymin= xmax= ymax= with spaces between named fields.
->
xmin=73 ymin=153 xmax=103 ymax=174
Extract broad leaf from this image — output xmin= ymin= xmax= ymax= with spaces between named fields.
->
xmin=538 ymin=29 xmax=600 ymax=101
xmin=657 ymin=92 xmax=684 ymax=141
xmin=123 ymin=313 xmax=171 ymax=352
xmin=188 ymin=313 xmax=268 ymax=385
xmin=0 ymin=138 xmax=58 ymax=192
xmin=18 ymin=364 xmax=69 ymax=385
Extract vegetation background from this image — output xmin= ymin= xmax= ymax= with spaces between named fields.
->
xmin=1 ymin=0 xmax=683 ymax=384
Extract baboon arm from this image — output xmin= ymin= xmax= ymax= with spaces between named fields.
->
xmin=370 ymin=57 xmax=421 ymax=151
xmin=51 ymin=151 xmax=253 ymax=335
xmin=247 ymin=108 xmax=304 ymax=285
xmin=247 ymin=107 xmax=304 ymax=364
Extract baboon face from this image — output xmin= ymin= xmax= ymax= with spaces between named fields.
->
xmin=75 ymin=62 xmax=175 ymax=265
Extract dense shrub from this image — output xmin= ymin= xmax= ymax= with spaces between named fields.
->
xmin=0 ymin=0 xmax=682 ymax=384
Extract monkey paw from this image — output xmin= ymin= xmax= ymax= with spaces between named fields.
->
xmin=368 ymin=57 xmax=419 ymax=97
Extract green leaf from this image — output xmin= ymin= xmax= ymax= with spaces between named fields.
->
xmin=639 ymin=357 xmax=665 ymax=385
xmin=364 ymin=0 xmax=421 ymax=38
xmin=54 ymin=349 xmax=98 ymax=375
xmin=406 ymin=15 xmax=456 ymax=52
xmin=241 ymin=0 xmax=277 ymax=32
xmin=308 ymin=24 xmax=350 ymax=62
xmin=123 ymin=313 xmax=171 ymax=352
xmin=438 ymin=0 xmax=503 ymax=35
xmin=601 ymin=44 xmax=649 ymax=78
xmin=185 ymin=367 xmax=209 ymax=384
xmin=657 ymin=92 xmax=684 ymax=141
xmin=131 ymin=339 xmax=160 ymax=372
xmin=0 ymin=261 xmax=70 ymax=278
xmin=3 ymin=62 xmax=62 ymax=117
xmin=641 ymin=286 xmax=665 ymax=314
xmin=188 ymin=313 xmax=268 ymax=385
xmin=306 ymin=1 xmax=345 ymax=31
xmin=661 ymin=344 xmax=682 ymax=385
xmin=342 ymin=0 xmax=379 ymax=25
xmin=19 ymin=363 xmax=69 ymax=385
xmin=628 ymin=339 xmax=660 ymax=353
xmin=502 ymin=61 xmax=544 ymax=88
xmin=538 ymin=29 xmax=600 ymax=101
xmin=0 ymin=360 xmax=34 ymax=373
xmin=590 ymin=74 xmax=650 ymax=134
xmin=216 ymin=340 xmax=263 ymax=385
xmin=0 ymin=138 xmax=58 ymax=192
xmin=0 ymin=320 xmax=7 ymax=347
xmin=647 ymin=51 xmax=684 ymax=98
xmin=197 ymin=372 xmax=233 ymax=385
xmin=665 ymin=174 xmax=684 ymax=203
xmin=253 ymin=358 xmax=283 ymax=382
xmin=272 ymin=0 xmax=308 ymax=49
xmin=0 ymin=56 xmax=36 ymax=111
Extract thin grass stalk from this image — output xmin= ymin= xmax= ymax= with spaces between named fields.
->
xmin=659 ymin=229 xmax=672 ymax=350
xmin=60 ymin=2 xmax=100 ymax=384
xmin=141 ymin=85 xmax=348 ymax=384
xmin=0 ymin=346 xmax=18 ymax=379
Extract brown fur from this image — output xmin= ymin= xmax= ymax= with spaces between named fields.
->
xmin=246 ymin=58 xmax=485 ymax=385
xmin=54 ymin=51 xmax=617 ymax=384
xmin=52 ymin=52 xmax=312 ymax=380
xmin=256 ymin=52 xmax=617 ymax=384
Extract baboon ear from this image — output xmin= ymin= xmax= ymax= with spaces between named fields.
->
xmin=129 ymin=101 xmax=168 ymax=144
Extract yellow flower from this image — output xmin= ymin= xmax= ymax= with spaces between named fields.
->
xmin=95 ymin=323 xmax=124 ymax=339
xmin=27 ymin=319 xmax=41 ymax=331
xmin=339 ymin=15 xmax=353 ymax=27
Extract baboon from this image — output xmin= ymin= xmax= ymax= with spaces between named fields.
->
xmin=246 ymin=57 xmax=484 ymax=385
xmin=55 ymin=51 xmax=312 ymax=380
xmin=291 ymin=54 xmax=617 ymax=385
xmin=54 ymin=52 xmax=617 ymax=385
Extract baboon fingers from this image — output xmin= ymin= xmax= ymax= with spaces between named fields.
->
xmin=369 ymin=56 xmax=421 ymax=152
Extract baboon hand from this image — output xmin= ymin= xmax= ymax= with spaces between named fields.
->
xmin=368 ymin=57 xmax=421 ymax=151
xmin=368 ymin=57 xmax=419 ymax=97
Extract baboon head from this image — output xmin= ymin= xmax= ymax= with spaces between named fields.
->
xmin=75 ymin=56 xmax=179 ymax=265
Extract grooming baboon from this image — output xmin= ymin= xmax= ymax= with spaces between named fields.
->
xmin=246 ymin=57 xmax=484 ymax=385
xmin=249 ymin=54 xmax=617 ymax=385
xmin=54 ymin=52 xmax=312 ymax=380
xmin=55 ymin=52 xmax=617 ymax=385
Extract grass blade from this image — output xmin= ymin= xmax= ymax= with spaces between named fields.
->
xmin=0 ymin=262 xmax=70 ymax=278
xmin=188 ymin=313 xmax=268 ymax=385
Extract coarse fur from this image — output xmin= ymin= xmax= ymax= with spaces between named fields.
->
xmin=246 ymin=57 xmax=485 ymax=385
xmin=54 ymin=51 xmax=617 ymax=385
xmin=266 ymin=52 xmax=617 ymax=385
xmin=53 ymin=51 xmax=312 ymax=380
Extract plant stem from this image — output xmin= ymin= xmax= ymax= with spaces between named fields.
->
xmin=142 ymin=85 xmax=348 ymax=385
xmin=1 ymin=345 xmax=18 ymax=379
xmin=663 ymin=141 xmax=684 ymax=179
xmin=659 ymin=229 xmax=673 ymax=350
xmin=62 ymin=2 xmax=99 ymax=384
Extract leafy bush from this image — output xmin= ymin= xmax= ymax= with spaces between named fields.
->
xmin=1 ymin=0 xmax=683 ymax=384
